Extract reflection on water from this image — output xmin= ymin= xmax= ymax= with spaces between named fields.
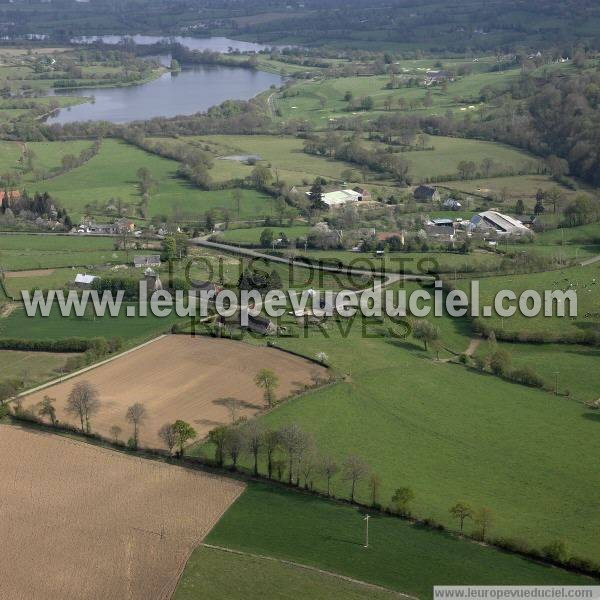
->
xmin=46 ymin=65 xmax=282 ymax=124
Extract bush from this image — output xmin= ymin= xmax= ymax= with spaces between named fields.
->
xmin=508 ymin=367 xmax=545 ymax=388
xmin=490 ymin=349 xmax=511 ymax=376
xmin=0 ymin=337 xmax=92 ymax=352
xmin=492 ymin=536 xmax=532 ymax=554
xmin=542 ymin=539 xmax=570 ymax=563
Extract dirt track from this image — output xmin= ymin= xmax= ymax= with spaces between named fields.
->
xmin=0 ymin=425 xmax=244 ymax=600
xmin=24 ymin=335 xmax=328 ymax=448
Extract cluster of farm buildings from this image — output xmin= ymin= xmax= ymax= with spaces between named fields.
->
xmin=312 ymin=183 xmax=532 ymax=239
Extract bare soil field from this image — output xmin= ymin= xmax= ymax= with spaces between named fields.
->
xmin=23 ymin=335 xmax=328 ymax=448
xmin=0 ymin=424 xmax=244 ymax=600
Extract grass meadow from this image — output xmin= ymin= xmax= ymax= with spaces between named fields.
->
xmin=199 ymin=483 xmax=592 ymax=598
xmin=32 ymin=139 xmax=274 ymax=221
xmin=183 ymin=132 xmax=536 ymax=189
xmin=175 ymin=545 xmax=397 ymax=600
xmin=0 ymin=233 xmax=138 ymax=271
xmin=457 ymin=263 xmax=600 ymax=337
xmin=0 ymin=349 xmax=77 ymax=387
xmin=0 ymin=302 xmax=180 ymax=344
xmin=199 ymin=300 xmax=600 ymax=560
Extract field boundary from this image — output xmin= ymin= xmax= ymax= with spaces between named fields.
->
xmin=200 ymin=543 xmax=415 ymax=599
xmin=163 ymin=486 xmax=247 ymax=600
xmin=16 ymin=334 xmax=167 ymax=398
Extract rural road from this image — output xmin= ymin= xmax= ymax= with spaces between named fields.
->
xmin=189 ymin=237 xmax=433 ymax=288
xmin=580 ymin=254 xmax=600 ymax=267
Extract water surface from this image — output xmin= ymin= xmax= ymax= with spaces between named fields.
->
xmin=47 ymin=65 xmax=281 ymax=124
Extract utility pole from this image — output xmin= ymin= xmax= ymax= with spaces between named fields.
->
xmin=363 ymin=514 xmax=370 ymax=548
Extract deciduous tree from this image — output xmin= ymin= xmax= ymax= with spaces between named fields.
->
xmin=342 ymin=455 xmax=370 ymax=502
xmin=449 ymin=501 xmax=473 ymax=532
xmin=125 ymin=402 xmax=147 ymax=449
xmin=66 ymin=381 xmax=100 ymax=434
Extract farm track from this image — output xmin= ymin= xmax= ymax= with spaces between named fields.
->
xmin=190 ymin=237 xmax=433 ymax=288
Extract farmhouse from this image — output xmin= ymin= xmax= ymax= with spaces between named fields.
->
xmin=442 ymin=197 xmax=462 ymax=210
xmin=134 ymin=255 xmax=161 ymax=268
xmin=0 ymin=189 xmax=21 ymax=208
xmin=143 ymin=268 xmax=162 ymax=293
xmin=352 ymin=186 xmax=371 ymax=199
xmin=425 ymin=218 xmax=455 ymax=238
xmin=80 ymin=218 xmax=137 ymax=235
xmin=414 ymin=185 xmax=440 ymax=202
xmin=246 ymin=314 xmax=277 ymax=335
xmin=424 ymin=70 xmax=454 ymax=85
xmin=469 ymin=211 xmax=530 ymax=236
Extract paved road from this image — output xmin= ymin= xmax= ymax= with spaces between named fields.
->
xmin=189 ymin=238 xmax=433 ymax=288
xmin=580 ymin=255 xmax=600 ymax=267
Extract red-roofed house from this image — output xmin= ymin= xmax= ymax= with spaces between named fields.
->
xmin=0 ymin=190 xmax=21 ymax=208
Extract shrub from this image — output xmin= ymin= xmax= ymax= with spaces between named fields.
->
xmin=542 ymin=539 xmax=570 ymax=564
xmin=490 ymin=349 xmax=511 ymax=376
xmin=508 ymin=367 xmax=545 ymax=388
xmin=492 ymin=536 xmax=532 ymax=554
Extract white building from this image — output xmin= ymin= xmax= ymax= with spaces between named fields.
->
xmin=73 ymin=274 xmax=98 ymax=289
xmin=469 ymin=211 xmax=529 ymax=236
xmin=307 ymin=189 xmax=363 ymax=208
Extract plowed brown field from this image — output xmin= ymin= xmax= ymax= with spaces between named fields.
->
xmin=0 ymin=425 xmax=244 ymax=600
xmin=23 ymin=335 xmax=327 ymax=448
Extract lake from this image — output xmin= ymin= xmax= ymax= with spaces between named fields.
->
xmin=46 ymin=64 xmax=282 ymax=124
xmin=71 ymin=35 xmax=286 ymax=53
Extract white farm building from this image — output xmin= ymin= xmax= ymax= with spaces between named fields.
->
xmin=307 ymin=189 xmax=363 ymax=208
xmin=469 ymin=211 xmax=530 ymax=236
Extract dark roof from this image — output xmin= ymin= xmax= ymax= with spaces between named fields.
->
xmin=414 ymin=185 xmax=438 ymax=199
xmin=246 ymin=314 xmax=276 ymax=334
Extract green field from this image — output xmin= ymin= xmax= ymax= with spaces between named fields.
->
xmin=34 ymin=139 xmax=274 ymax=221
xmin=437 ymin=174 xmax=582 ymax=208
xmin=272 ymin=68 xmax=521 ymax=125
xmin=458 ymin=263 xmax=600 ymax=337
xmin=184 ymin=134 xmax=358 ymax=185
xmin=0 ymin=302 xmax=180 ymax=344
xmin=175 ymin=544 xmax=397 ymax=600
xmin=184 ymin=132 xmax=537 ymax=189
xmin=0 ymin=349 xmax=77 ymax=387
xmin=199 ymin=483 xmax=592 ymax=599
xmin=0 ymin=233 xmax=148 ymax=270
xmin=0 ymin=140 xmax=95 ymax=180
xmin=363 ymin=136 xmax=537 ymax=183
xmin=284 ymin=248 xmax=504 ymax=275
xmin=473 ymin=339 xmax=600 ymax=403
xmin=199 ymin=303 xmax=600 ymax=560
xmin=219 ymin=225 xmax=312 ymax=245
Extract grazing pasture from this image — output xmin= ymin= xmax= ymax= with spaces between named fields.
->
xmin=175 ymin=545 xmax=400 ymax=600
xmin=0 ymin=302 xmax=180 ymax=343
xmin=0 ymin=424 xmax=244 ymax=600
xmin=34 ymin=139 xmax=273 ymax=221
xmin=200 ymin=483 xmax=592 ymax=599
xmin=213 ymin=307 xmax=600 ymax=560
xmin=23 ymin=335 xmax=328 ymax=448
xmin=0 ymin=349 xmax=76 ymax=387
xmin=458 ymin=263 xmax=600 ymax=337
xmin=0 ymin=233 xmax=139 ymax=270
